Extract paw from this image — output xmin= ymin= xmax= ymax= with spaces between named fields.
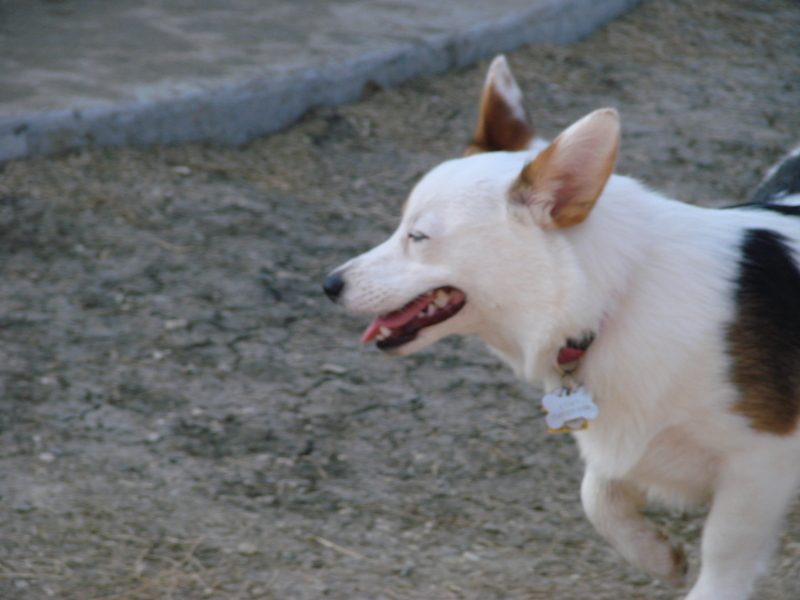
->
xmin=642 ymin=533 xmax=688 ymax=588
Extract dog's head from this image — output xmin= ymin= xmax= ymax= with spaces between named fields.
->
xmin=324 ymin=56 xmax=619 ymax=359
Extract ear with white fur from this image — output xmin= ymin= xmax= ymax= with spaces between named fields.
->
xmin=464 ymin=55 xmax=535 ymax=156
xmin=510 ymin=108 xmax=620 ymax=229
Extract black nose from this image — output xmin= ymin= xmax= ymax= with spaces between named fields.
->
xmin=322 ymin=271 xmax=345 ymax=302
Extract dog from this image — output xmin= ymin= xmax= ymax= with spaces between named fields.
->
xmin=323 ymin=55 xmax=800 ymax=600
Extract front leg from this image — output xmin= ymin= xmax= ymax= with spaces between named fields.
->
xmin=580 ymin=469 xmax=688 ymax=586
xmin=686 ymin=450 xmax=800 ymax=600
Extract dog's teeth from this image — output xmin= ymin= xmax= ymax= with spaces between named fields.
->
xmin=425 ymin=304 xmax=437 ymax=317
xmin=378 ymin=326 xmax=391 ymax=339
xmin=434 ymin=290 xmax=450 ymax=308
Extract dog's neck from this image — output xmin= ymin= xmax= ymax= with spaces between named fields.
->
xmin=485 ymin=175 xmax=666 ymax=382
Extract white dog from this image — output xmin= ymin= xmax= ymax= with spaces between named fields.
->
xmin=323 ymin=56 xmax=800 ymax=600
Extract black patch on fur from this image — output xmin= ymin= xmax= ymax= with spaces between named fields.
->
xmin=727 ymin=228 xmax=800 ymax=435
xmin=751 ymin=148 xmax=800 ymax=205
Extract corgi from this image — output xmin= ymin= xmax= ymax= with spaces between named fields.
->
xmin=323 ymin=55 xmax=800 ymax=600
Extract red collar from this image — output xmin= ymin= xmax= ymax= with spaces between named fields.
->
xmin=557 ymin=345 xmax=586 ymax=364
xmin=556 ymin=332 xmax=595 ymax=368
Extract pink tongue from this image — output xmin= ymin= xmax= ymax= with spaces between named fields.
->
xmin=360 ymin=320 xmax=384 ymax=343
xmin=361 ymin=295 xmax=432 ymax=343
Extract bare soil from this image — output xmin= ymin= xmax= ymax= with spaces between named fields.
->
xmin=0 ymin=0 xmax=799 ymax=598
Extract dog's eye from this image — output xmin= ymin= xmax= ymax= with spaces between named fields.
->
xmin=408 ymin=231 xmax=429 ymax=242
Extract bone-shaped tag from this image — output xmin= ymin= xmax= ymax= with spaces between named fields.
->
xmin=542 ymin=386 xmax=598 ymax=433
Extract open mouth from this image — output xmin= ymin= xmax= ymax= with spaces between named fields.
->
xmin=361 ymin=287 xmax=466 ymax=350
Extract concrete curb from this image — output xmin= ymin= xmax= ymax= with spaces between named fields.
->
xmin=0 ymin=0 xmax=638 ymax=161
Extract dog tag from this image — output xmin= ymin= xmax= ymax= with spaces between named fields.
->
xmin=542 ymin=386 xmax=598 ymax=433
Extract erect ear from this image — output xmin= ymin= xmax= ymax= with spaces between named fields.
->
xmin=509 ymin=108 xmax=620 ymax=229
xmin=464 ymin=55 xmax=535 ymax=156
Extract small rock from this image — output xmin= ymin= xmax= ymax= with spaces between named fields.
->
xmin=321 ymin=363 xmax=347 ymax=375
xmin=38 ymin=452 xmax=56 ymax=463
xmin=170 ymin=165 xmax=192 ymax=176
xmin=462 ymin=551 xmax=480 ymax=562
xmin=249 ymin=585 xmax=267 ymax=598
xmin=481 ymin=522 xmax=503 ymax=534
xmin=164 ymin=318 xmax=189 ymax=331
xmin=238 ymin=542 xmax=259 ymax=556
xmin=145 ymin=432 xmax=161 ymax=443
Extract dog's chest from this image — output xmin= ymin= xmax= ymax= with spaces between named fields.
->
xmin=566 ymin=354 xmax=739 ymax=504
xmin=575 ymin=419 xmax=721 ymax=504
xmin=627 ymin=425 xmax=722 ymax=505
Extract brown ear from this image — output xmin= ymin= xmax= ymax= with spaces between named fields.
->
xmin=510 ymin=109 xmax=620 ymax=229
xmin=464 ymin=55 xmax=534 ymax=156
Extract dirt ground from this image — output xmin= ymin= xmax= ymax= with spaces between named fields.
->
xmin=1 ymin=0 xmax=799 ymax=598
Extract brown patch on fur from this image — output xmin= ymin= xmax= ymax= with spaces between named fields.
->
xmin=466 ymin=83 xmax=533 ymax=156
xmin=727 ymin=229 xmax=800 ymax=435
xmin=728 ymin=328 xmax=800 ymax=435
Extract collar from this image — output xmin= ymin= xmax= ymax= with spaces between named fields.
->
xmin=555 ymin=332 xmax=595 ymax=375
xmin=544 ymin=331 xmax=599 ymax=434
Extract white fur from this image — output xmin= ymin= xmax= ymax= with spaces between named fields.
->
xmin=328 ymin=66 xmax=800 ymax=599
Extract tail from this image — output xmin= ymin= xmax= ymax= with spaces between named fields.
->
xmin=751 ymin=144 xmax=800 ymax=205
